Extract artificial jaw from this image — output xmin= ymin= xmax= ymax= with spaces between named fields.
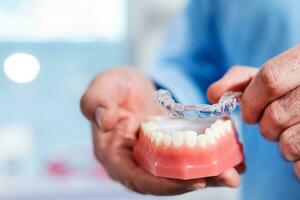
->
xmin=133 ymin=116 xmax=244 ymax=180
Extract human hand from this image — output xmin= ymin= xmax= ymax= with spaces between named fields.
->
xmin=207 ymin=45 xmax=300 ymax=178
xmin=81 ymin=67 xmax=242 ymax=195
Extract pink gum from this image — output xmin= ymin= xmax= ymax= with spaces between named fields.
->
xmin=133 ymin=130 xmax=244 ymax=180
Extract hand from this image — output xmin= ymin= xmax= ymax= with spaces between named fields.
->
xmin=81 ymin=67 xmax=242 ymax=195
xmin=207 ymin=45 xmax=300 ymax=178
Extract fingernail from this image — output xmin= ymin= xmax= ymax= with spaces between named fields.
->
xmin=95 ymin=107 xmax=104 ymax=131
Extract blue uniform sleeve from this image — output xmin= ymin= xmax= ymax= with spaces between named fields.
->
xmin=147 ymin=0 xmax=226 ymax=104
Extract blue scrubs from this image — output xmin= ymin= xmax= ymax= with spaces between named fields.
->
xmin=148 ymin=0 xmax=300 ymax=199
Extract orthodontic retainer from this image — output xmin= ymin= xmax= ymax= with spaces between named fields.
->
xmin=155 ymin=89 xmax=242 ymax=120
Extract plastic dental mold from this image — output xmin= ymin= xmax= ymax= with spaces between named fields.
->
xmin=133 ymin=116 xmax=244 ymax=180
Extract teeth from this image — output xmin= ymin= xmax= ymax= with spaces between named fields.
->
xmin=210 ymin=123 xmax=222 ymax=138
xmin=150 ymin=131 xmax=157 ymax=142
xmin=205 ymin=128 xmax=216 ymax=145
xmin=171 ymin=131 xmax=184 ymax=147
xmin=215 ymin=119 xmax=223 ymax=125
xmin=142 ymin=122 xmax=161 ymax=136
xmin=162 ymin=134 xmax=171 ymax=146
xmin=219 ymin=123 xmax=226 ymax=136
xmin=184 ymin=131 xmax=197 ymax=147
xmin=198 ymin=134 xmax=207 ymax=148
xmin=207 ymin=133 xmax=216 ymax=145
xmin=154 ymin=131 xmax=163 ymax=146
xmin=146 ymin=122 xmax=161 ymax=131
xmin=224 ymin=120 xmax=233 ymax=132
xmin=141 ymin=119 xmax=234 ymax=148
xmin=141 ymin=122 xmax=149 ymax=135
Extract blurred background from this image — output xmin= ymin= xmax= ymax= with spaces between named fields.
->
xmin=0 ymin=0 xmax=238 ymax=199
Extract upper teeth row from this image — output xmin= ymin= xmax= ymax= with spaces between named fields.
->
xmin=141 ymin=119 xmax=233 ymax=148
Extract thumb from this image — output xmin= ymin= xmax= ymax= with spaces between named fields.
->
xmin=80 ymin=73 xmax=129 ymax=131
xmin=207 ymin=66 xmax=258 ymax=103
xmin=95 ymin=106 xmax=119 ymax=132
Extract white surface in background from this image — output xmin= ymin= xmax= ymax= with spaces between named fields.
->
xmin=0 ymin=123 xmax=33 ymax=162
xmin=4 ymin=53 xmax=40 ymax=83
xmin=0 ymin=0 xmax=127 ymax=42
xmin=0 ymin=176 xmax=239 ymax=200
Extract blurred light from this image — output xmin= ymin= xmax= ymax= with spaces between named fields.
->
xmin=4 ymin=53 xmax=40 ymax=84
xmin=0 ymin=0 xmax=127 ymax=42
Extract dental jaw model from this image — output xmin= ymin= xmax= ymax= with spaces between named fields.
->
xmin=133 ymin=90 xmax=244 ymax=180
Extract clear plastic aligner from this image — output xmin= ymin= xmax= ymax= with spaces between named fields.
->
xmin=154 ymin=89 xmax=242 ymax=120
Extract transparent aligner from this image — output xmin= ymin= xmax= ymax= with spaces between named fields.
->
xmin=154 ymin=89 xmax=242 ymax=120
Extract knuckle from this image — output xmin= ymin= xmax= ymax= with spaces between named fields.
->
xmin=259 ymin=121 xmax=273 ymax=140
xmin=258 ymin=102 xmax=285 ymax=141
xmin=80 ymin=90 xmax=94 ymax=119
xmin=259 ymin=121 xmax=267 ymax=135
xmin=266 ymin=101 xmax=285 ymax=128
xmin=80 ymin=92 xmax=88 ymax=114
xmin=93 ymin=148 xmax=103 ymax=162
xmin=280 ymin=131 xmax=300 ymax=161
xmin=260 ymin=65 xmax=282 ymax=95
xmin=241 ymin=97 xmax=257 ymax=123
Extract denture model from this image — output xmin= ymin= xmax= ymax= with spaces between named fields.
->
xmin=133 ymin=116 xmax=244 ymax=180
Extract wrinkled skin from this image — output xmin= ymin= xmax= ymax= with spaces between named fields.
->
xmin=208 ymin=45 xmax=300 ymax=179
xmin=81 ymin=67 xmax=242 ymax=195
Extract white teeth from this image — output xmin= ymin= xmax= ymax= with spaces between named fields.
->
xmin=215 ymin=119 xmax=223 ymax=125
xmin=150 ymin=131 xmax=158 ymax=142
xmin=154 ymin=131 xmax=163 ymax=146
xmin=210 ymin=123 xmax=222 ymax=138
xmin=198 ymin=134 xmax=207 ymax=148
xmin=219 ymin=124 xmax=226 ymax=136
xmin=141 ymin=122 xmax=149 ymax=135
xmin=146 ymin=122 xmax=161 ymax=131
xmin=205 ymin=128 xmax=216 ymax=145
xmin=141 ymin=119 xmax=234 ymax=148
xmin=224 ymin=120 xmax=233 ymax=132
xmin=162 ymin=134 xmax=171 ymax=146
xmin=207 ymin=133 xmax=216 ymax=145
xmin=184 ymin=131 xmax=197 ymax=147
xmin=172 ymin=131 xmax=184 ymax=147
xmin=142 ymin=122 xmax=161 ymax=136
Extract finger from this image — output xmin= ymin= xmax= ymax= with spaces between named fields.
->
xmin=91 ymin=125 xmax=115 ymax=164
xmin=129 ymin=167 xmax=206 ymax=195
xmin=93 ymin=126 xmax=238 ymax=195
xmin=133 ymin=168 xmax=240 ymax=196
xmin=95 ymin=106 xmax=118 ymax=131
xmin=242 ymin=45 xmax=300 ymax=124
xmin=235 ymin=162 xmax=246 ymax=174
xmin=80 ymin=73 xmax=129 ymax=130
xmin=132 ymin=167 xmax=240 ymax=195
xmin=279 ymin=123 xmax=300 ymax=161
xmin=294 ymin=161 xmax=300 ymax=179
xmin=206 ymin=168 xmax=241 ymax=188
xmin=259 ymin=86 xmax=300 ymax=140
xmin=207 ymin=66 xmax=258 ymax=103
xmin=94 ymin=134 xmax=206 ymax=195
xmin=114 ymin=109 xmax=141 ymax=139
